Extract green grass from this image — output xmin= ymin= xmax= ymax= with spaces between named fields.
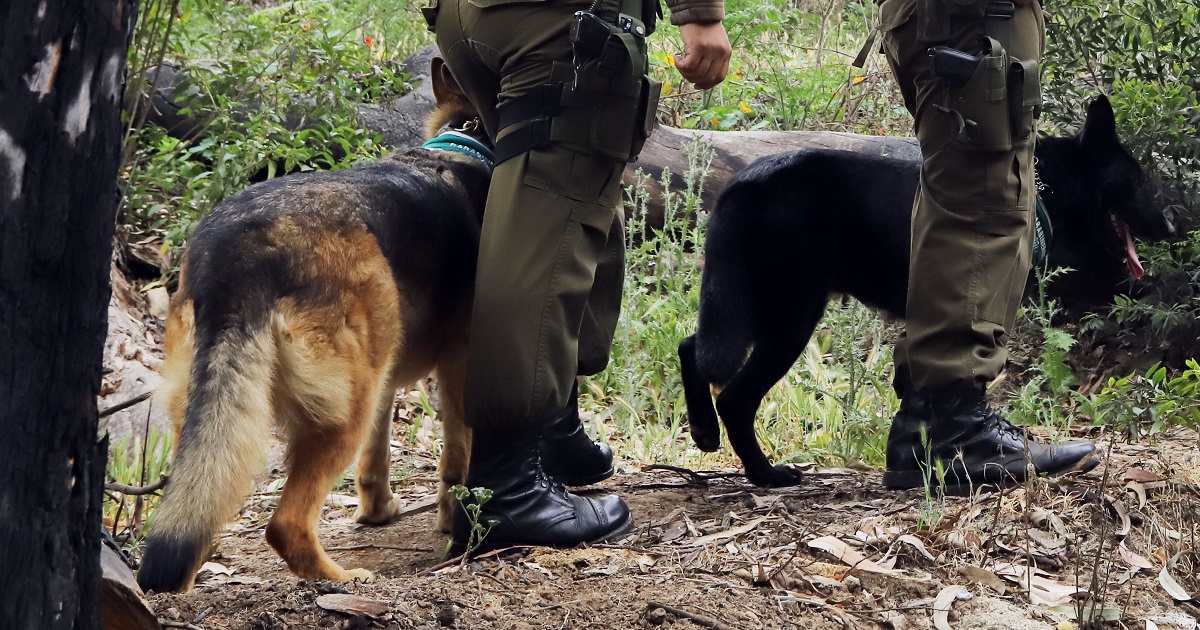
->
xmin=648 ymin=0 xmax=910 ymax=135
xmin=122 ymin=0 xmax=426 ymax=259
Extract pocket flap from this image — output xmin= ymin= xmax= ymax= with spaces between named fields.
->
xmin=879 ymin=0 xmax=917 ymax=31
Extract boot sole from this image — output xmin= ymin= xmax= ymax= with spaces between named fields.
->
xmin=882 ymin=451 xmax=1103 ymax=496
xmin=446 ymin=511 xmax=635 ymax=559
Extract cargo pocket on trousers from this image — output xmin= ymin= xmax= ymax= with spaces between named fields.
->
xmin=524 ymin=147 xmax=624 ymax=205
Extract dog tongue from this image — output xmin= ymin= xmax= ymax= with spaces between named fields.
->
xmin=1117 ymin=218 xmax=1145 ymax=279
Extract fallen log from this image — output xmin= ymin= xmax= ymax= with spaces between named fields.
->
xmin=137 ymin=46 xmax=917 ymax=227
xmin=625 ymin=126 xmax=918 ymax=227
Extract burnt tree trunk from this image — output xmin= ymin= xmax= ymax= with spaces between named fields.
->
xmin=0 ymin=0 xmax=137 ymax=627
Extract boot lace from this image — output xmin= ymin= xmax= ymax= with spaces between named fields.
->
xmin=980 ymin=402 xmax=1029 ymax=442
xmin=532 ymin=448 xmax=567 ymax=493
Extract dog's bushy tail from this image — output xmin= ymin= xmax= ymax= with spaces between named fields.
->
xmin=137 ymin=300 xmax=276 ymax=593
xmin=693 ymin=184 xmax=758 ymax=387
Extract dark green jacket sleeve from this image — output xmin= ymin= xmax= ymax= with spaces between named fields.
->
xmin=665 ymin=0 xmax=724 ymax=25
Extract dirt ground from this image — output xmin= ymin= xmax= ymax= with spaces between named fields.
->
xmin=132 ymin=422 xmax=1200 ymax=630
xmin=101 ymin=269 xmax=1200 ymax=630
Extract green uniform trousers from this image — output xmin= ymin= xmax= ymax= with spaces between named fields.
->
xmin=880 ymin=0 xmax=1045 ymax=392
xmin=434 ymin=0 xmax=642 ymax=430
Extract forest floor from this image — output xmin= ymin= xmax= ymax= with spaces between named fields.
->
xmin=100 ymin=270 xmax=1200 ymax=630
xmin=140 ymin=423 xmax=1200 ymax=630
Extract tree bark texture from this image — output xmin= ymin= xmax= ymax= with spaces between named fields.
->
xmin=0 ymin=0 xmax=136 ymax=627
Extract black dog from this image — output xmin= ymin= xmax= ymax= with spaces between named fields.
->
xmin=678 ymin=96 xmax=1178 ymax=487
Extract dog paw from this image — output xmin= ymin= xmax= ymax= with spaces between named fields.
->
xmin=345 ymin=568 xmax=375 ymax=583
xmin=689 ymin=424 xmax=722 ymax=453
xmin=746 ymin=465 xmax=803 ymax=488
xmin=354 ymin=494 xmax=401 ymax=525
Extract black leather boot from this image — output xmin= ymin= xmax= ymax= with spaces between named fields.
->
xmin=883 ymin=388 xmax=1101 ymax=494
xmin=540 ymin=383 xmax=615 ymax=486
xmin=449 ymin=427 xmax=633 ymax=557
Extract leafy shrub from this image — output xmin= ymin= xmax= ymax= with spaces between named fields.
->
xmin=650 ymin=0 xmax=910 ymax=134
xmin=1042 ymin=0 xmax=1199 ymax=189
xmin=121 ymin=1 xmax=413 ymax=258
xmin=1042 ymin=0 xmax=1200 ymax=363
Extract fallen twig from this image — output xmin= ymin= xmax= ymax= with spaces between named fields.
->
xmin=99 ymin=390 xmax=154 ymax=418
xmin=642 ymin=464 xmax=743 ymax=485
xmin=423 ymin=545 xmax=529 ymax=575
xmin=160 ymin=622 xmax=203 ymax=630
xmin=105 ymin=474 xmax=169 ymax=496
xmin=425 ymin=553 xmax=467 ymax=574
xmin=645 ymin=601 xmax=737 ymax=630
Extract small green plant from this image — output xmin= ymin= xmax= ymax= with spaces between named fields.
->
xmin=1010 ymin=266 xmax=1078 ymax=438
xmin=448 ymin=485 xmax=498 ymax=558
xmin=916 ymin=427 xmax=947 ymax=531
xmin=1075 ymin=359 xmax=1200 ymax=437
xmin=104 ymin=428 xmax=175 ymax=552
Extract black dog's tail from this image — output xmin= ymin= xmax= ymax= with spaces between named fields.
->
xmin=692 ymin=263 xmax=755 ymax=386
xmin=679 ymin=177 xmax=763 ymax=451
xmin=692 ymin=177 xmax=761 ymax=386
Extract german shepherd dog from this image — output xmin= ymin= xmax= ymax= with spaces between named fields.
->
xmin=678 ymin=96 xmax=1179 ymax=488
xmin=137 ymin=59 xmax=490 ymax=593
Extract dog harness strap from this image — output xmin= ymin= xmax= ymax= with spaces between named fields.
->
xmin=1031 ymin=194 xmax=1052 ymax=267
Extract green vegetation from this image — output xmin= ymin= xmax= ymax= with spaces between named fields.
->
xmin=121 ymin=0 xmax=425 ymax=260
xmin=1042 ymin=0 xmax=1200 ymax=364
xmin=104 ymin=430 xmax=173 ymax=551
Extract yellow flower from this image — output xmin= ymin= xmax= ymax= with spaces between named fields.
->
xmin=665 ymin=54 xmax=676 ymax=68
xmin=738 ymin=100 xmax=753 ymax=114
xmin=662 ymin=81 xmax=674 ymax=96
xmin=853 ymin=75 xmax=865 ymax=84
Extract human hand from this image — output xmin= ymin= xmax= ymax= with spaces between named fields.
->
xmin=675 ymin=21 xmax=731 ymax=90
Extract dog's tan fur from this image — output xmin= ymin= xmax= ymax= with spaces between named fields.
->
xmin=141 ymin=60 xmax=484 ymax=592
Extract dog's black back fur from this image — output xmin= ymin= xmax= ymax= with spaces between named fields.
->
xmin=679 ymin=96 xmax=1177 ymax=487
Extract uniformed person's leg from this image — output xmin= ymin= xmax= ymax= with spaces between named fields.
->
xmin=542 ymin=212 xmax=625 ymax=485
xmin=578 ymin=212 xmax=626 ymax=378
xmin=435 ymin=0 xmax=637 ymax=552
xmin=879 ymin=0 xmax=1099 ymax=492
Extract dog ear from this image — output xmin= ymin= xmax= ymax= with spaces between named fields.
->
xmin=429 ymin=57 xmax=467 ymax=106
xmin=1079 ymin=94 xmax=1118 ymax=152
xmin=425 ymin=57 xmax=481 ymax=139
